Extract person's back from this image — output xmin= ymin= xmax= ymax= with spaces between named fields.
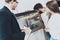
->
xmin=47 ymin=13 xmax=60 ymax=39
xmin=0 ymin=0 xmax=25 ymax=40
xmin=46 ymin=1 xmax=60 ymax=40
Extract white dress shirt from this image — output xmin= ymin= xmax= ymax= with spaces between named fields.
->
xmin=47 ymin=13 xmax=60 ymax=39
xmin=41 ymin=12 xmax=48 ymax=27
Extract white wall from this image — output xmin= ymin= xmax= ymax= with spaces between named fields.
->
xmin=0 ymin=0 xmax=51 ymax=14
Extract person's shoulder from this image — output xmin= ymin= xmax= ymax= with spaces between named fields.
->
xmin=0 ymin=7 xmax=6 ymax=15
xmin=0 ymin=10 xmax=4 ymax=15
xmin=52 ymin=13 xmax=60 ymax=16
xmin=0 ymin=9 xmax=11 ymax=18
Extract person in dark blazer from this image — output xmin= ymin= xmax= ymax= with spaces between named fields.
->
xmin=0 ymin=0 xmax=25 ymax=40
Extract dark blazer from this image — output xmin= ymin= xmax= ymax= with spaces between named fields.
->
xmin=0 ymin=6 xmax=25 ymax=40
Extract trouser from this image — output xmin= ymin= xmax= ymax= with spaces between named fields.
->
xmin=46 ymin=32 xmax=51 ymax=40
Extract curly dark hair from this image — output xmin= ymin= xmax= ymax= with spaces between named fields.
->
xmin=33 ymin=3 xmax=43 ymax=10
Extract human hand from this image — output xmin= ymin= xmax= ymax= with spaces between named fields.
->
xmin=44 ymin=28 xmax=49 ymax=32
xmin=21 ymin=26 xmax=32 ymax=35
